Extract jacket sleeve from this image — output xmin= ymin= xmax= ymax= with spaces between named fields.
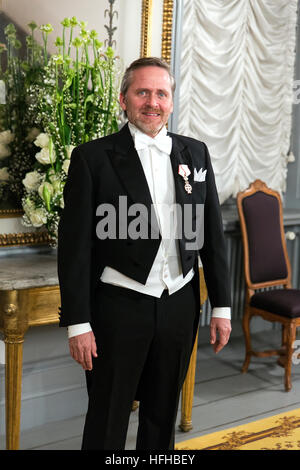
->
xmin=57 ymin=146 xmax=95 ymax=327
xmin=199 ymin=143 xmax=232 ymax=309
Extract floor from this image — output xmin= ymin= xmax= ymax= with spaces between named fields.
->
xmin=4 ymin=321 xmax=300 ymax=450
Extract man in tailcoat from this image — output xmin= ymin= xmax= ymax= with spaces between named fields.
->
xmin=58 ymin=57 xmax=232 ymax=450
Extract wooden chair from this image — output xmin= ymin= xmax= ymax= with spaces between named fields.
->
xmin=237 ymin=179 xmax=300 ymax=391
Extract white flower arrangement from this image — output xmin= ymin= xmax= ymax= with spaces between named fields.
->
xmin=19 ymin=17 xmax=121 ymax=240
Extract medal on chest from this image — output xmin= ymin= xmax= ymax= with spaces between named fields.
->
xmin=178 ymin=164 xmax=192 ymax=194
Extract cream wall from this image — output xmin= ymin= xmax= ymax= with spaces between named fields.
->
xmin=2 ymin=0 xmax=122 ymax=55
xmin=1 ymin=0 xmax=163 ymax=70
xmin=0 ymin=0 xmax=163 ymax=234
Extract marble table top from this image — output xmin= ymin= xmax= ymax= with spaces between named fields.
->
xmin=0 ymin=248 xmax=58 ymax=291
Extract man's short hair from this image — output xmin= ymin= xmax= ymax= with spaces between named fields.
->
xmin=120 ymin=57 xmax=176 ymax=96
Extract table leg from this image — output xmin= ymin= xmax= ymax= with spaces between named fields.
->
xmin=179 ymin=330 xmax=199 ymax=432
xmin=5 ymin=333 xmax=24 ymax=450
xmin=2 ymin=293 xmax=28 ymax=451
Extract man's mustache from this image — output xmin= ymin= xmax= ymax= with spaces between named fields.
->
xmin=141 ymin=108 xmax=161 ymax=114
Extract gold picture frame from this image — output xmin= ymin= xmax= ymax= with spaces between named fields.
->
xmin=161 ymin=0 xmax=174 ymax=64
xmin=140 ymin=0 xmax=174 ymax=63
xmin=0 ymin=0 xmax=175 ymax=247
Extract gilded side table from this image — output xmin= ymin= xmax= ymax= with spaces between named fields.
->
xmin=0 ymin=250 xmax=60 ymax=450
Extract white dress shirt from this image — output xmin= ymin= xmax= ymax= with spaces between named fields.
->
xmin=68 ymin=124 xmax=230 ymax=338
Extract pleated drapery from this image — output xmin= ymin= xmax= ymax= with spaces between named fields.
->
xmin=178 ymin=0 xmax=298 ymax=203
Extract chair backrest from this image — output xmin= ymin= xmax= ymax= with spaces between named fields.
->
xmin=237 ymin=180 xmax=291 ymax=292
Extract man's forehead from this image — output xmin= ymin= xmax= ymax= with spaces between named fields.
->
xmin=130 ymin=66 xmax=172 ymax=88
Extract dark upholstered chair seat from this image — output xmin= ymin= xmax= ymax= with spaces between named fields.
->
xmin=250 ymin=289 xmax=300 ymax=318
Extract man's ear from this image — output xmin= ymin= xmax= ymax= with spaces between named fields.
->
xmin=119 ymin=93 xmax=126 ymax=111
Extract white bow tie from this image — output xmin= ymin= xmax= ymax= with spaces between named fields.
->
xmin=134 ymin=132 xmax=172 ymax=155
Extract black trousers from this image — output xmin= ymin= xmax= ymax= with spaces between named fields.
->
xmin=81 ymin=280 xmax=198 ymax=450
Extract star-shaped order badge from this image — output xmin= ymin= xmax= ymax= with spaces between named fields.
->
xmin=178 ymin=164 xmax=192 ymax=194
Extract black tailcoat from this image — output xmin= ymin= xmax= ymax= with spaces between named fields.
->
xmin=58 ymin=123 xmax=231 ymax=327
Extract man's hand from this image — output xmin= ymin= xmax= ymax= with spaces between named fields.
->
xmin=210 ymin=317 xmax=232 ymax=354
xmin=69 ymin=331 xmax=98 ymax=370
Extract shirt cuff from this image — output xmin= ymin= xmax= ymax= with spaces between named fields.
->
xmin=211 ymin=307 xmax=231 ymax=320
xmin=68 ymin=322 xmax=92 ymax=338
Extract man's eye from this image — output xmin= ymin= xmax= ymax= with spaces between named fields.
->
xmin=138 ymin=91 xmax=146 ymax=96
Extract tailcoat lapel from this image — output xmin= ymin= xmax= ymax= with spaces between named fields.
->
xmin=168 ymin=133 xmax=194 ymax=207
xmin=106 ymin=123 xmax=159 ymax=235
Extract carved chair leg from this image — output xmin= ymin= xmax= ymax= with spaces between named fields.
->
xmin=281 ymin=324 xmax=287 ymax=348
xmin=241 ymin=308 xmax=252 ymax=373
xmin=277 ymin=324 xmax=287 ymax=368
xmin=284 ymin=323 xmax=296 ymax=392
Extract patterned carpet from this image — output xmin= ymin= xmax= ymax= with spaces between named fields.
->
xmin=175 ymin=409 xmax=300 ymax=450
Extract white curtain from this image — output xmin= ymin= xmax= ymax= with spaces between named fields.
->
xmin=178 ymin=0 xmax=298 ymax=203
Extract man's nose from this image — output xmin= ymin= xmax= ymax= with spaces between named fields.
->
xmin=146 ymin=93 xmax=158 ymax=108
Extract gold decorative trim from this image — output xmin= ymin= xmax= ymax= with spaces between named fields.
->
xmin=202 ymin=415 xmax=300 ymax=450
xmin=176 ymin=413 xmax=300 ymax=450
xmin=161 ymin=0 xmax=174 ymax=64
xmin=0 ymin=231 xmax=52 ymax=247
xmin=140 ymin=0 xmax=153 ymax=57
xmin=140 ymin=0 xmax=174 ymax=62
xmin=0 ymin=209 xmax=23 ymax=218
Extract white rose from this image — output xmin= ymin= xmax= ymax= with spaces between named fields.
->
xmin=0 ymin=143 xmax=11 ymax=160
xmin=34 ymin=133 xmax=50 ymax=148
xmin=26 ymin=127 xmax=40 ymax=142
xmin=23 ymin=171 xmax=41 ymax=191
xmin=62 ymin=159 xmax=70 ymax=174
xmin=35 ymin=147 xmax=56 ymax=165
xmin=0 ymin=130 xmax=14 ymax=144
xmin=29 ymin=208 xmax=47 ymax=227
xmin=0 ymin=167 xmax=9 ymax=182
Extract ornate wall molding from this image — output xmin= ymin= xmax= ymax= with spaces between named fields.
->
xmin=161 ymin=0 xmax=173 ymax=64
xmin=140 ymin=0 xmax=153 ymax=57
xmin=140 ymin=0 xmax=174 ymax=61
xmin=104 ymin=0 xmax=118 ymax=48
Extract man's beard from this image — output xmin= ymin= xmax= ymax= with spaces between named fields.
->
xmin=131 ymin=109 xmax=166 ymax=137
